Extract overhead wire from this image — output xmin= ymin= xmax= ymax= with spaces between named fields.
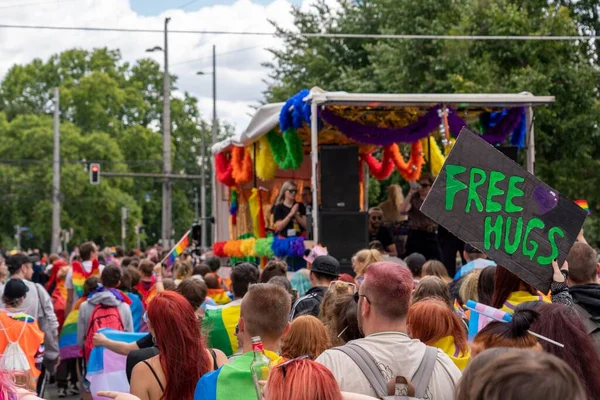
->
xmin=170 ymin=45 xmax=264 ymax=67
xmin=0 ymin=23 xmax=597 ymax=41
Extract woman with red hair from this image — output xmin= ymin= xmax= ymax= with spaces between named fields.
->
xmin=407 ymin=298 xmax=471 ymax=370
xmin=130 ymin=291 xmax=212 ymax=400
xmin=265 ymin=358 xmax=377 ymax=400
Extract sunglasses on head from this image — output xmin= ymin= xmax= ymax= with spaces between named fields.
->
xmin=329 ymin=280 xmax=356 ymax=294
xmin=353 ymin=292 xmax=371 ymax=304
xmin=278 ymin=355 xmax=311 ymax=379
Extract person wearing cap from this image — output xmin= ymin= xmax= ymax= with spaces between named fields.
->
xmin=0 ymin=254 xmax=59 ymax=387
xmin=0 ymin=279 xmax=45 ymax=391
xmin=290 ymin=255 xmax=340 ymax=320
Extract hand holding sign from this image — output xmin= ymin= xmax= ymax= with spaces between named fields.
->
xmin=420 ymin=128 xmax=587 ymax=293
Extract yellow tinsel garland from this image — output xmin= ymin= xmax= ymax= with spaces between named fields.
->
xmin=421 ymin=136 xmax=446 ymax=177
xmin=255 ymin=136 xmax=277 ymax=181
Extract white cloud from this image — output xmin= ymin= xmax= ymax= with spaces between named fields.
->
xmin=0 ymin=0 xmax=319 ymax=133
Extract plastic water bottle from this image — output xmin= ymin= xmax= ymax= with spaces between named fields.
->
xmin=250 ymin=336 xmax=271 ymax=399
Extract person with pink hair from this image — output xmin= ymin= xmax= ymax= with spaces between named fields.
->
xmin=317 ymin=261 xmax=461 ymax=399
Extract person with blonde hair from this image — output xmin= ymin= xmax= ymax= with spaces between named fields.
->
xmin=378 ymin=185 xmax=406 ymax=223
xmin=281 ymin=315 xmax=332 ymax=359
xmin=458 ymin=270 xmax=481 ymax=304
xmin=272 ymin=181 xmax=307 ymax=238
xmin=173 ymin=261 xmax=193 ymax=286
xmin=352 ymin=249 xmax=384 ymax=285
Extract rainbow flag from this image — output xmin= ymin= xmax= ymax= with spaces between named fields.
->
xmin=87 ymin=328 xmax=146 ymax=400
xmin=163 ymin=230 xmax=191 ymax=267
xmin=203 ymin=301 xmax=241 ymax=357
xmin=207 ymin=289 xmax=232 ymax=306
xmin=453 ymin=299 xmax=467 ymax=320
xmin=59 ymin=297 xmax=86 ymax=359
xmin=575 ymin=199 xmax=590 ymax=215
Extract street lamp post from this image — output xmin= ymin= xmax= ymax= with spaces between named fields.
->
xmin=196 ymin=49 xmax=216 ymax=249
xmin=147 ymin=17 xmax=172 ymax=248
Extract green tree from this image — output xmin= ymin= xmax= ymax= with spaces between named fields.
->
xmin=266 ymin=0 xmax=600 ymax=246
xmin=0 ymin=48 xmax=228 ymax=250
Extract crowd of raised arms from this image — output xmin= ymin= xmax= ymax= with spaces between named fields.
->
xmin=0 ymin=181 xmax=598 ymax=400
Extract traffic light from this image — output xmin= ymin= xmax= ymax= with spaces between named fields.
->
xmin=90 ymin=163 xmax=100 ymax=185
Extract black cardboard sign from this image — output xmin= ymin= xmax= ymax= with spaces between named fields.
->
xmin=420 ymin=128 xmax=587 ymax=293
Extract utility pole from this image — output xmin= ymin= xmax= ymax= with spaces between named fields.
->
xmin=162 ymin=17 xmax=172 ymax=248
xmin=211 ymin=44 xmax=217 ymax=246
xmin=121 ymin=207 xmax=128 ymax=249
xmin=51 ymin=87 xmax=61 ymax=254
xmin=194 ymin=188 xmax=199 ymax=222
xmin=14 ymin=225 xmax=20 ymax=251
xmin=135 ymin=224 xmax=141 ymax=250
xmin=200 ymin=127 xmax=207 ymax=249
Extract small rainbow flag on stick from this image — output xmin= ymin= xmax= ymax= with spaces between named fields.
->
xmin=162 ymin=230 xmax=191 ymax=268
xmin=575 ymin=200 xmax=590 ymax=215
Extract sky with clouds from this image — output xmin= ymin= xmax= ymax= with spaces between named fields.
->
xmin=0 ymin=0 xmax=321 ymax=133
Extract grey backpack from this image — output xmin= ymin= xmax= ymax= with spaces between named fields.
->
xmin=333 ymin=343 xmax=437 ymax=400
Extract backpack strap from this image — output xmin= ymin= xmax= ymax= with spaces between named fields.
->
xmin=333 ymin=343 xmax=437 ymax=398
xmin=332 ymin=343 xmax=388 ymax=398
xmin=34 ymin=284 xmax=46 ymax=319
xmin=411 ymin=346 xmax=438 ymax=398
xmin=0 ymin=312 xmax=31 ymax=346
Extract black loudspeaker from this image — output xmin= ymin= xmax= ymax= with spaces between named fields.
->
xmin=498 ymin=146 xmax=519 ymax=162
xmin=320 ymin=211 xmax=368 ymax=273
xmin=320 ymin=145 xmax=359 ymax=211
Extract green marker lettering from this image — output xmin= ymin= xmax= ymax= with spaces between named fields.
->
xmin=466 ymin=167 xmax=486 ymax=213
xmin=504 ymin=217 xmax=524 ymax=255
xmin=485 ymin=171 xmax=506 ymax=212
xmin=445 ymin=165 xmax=467 ymax=211
xmin=506 ymin=176 xmax=525 ymax=213
xmin=484 ymin=215 xmax=503 ymax=251
xmin=537 ymin=227 xmax=565 ymax=265
xmin=522 ymin=218 xmax=545 ymax=261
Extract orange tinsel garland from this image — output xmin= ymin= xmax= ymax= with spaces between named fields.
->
xmin=361 ymin=142 xmax=425 ymax=181
xmin=389 ymin=141 xmax=425 ymax=181
xmin=231 ymin=146 xmax=253 ymax=185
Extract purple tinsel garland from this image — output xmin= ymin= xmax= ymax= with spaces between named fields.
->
xmin=319 ymin=105 xmax=524 ymax=146
xmin=447 ymin=106 xmax=525 ymax=145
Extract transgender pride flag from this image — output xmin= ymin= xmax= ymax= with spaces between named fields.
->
xmin=465 ymin=300 xmax=512 ymax=341
xmin=87 ymin=328 xmax=146 ymax=399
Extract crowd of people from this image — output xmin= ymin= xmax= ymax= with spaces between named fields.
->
xmin=0 ymin=225 xmax=597 ymax=400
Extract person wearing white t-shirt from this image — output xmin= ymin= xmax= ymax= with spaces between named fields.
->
xmin=65 ymin=242 xmax=104 ymax=316
xmin=316 ymin=261 xmax=461 ymax=399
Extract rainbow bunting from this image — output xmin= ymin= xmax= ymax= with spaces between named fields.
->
xmin=163 ymin=230 xmax=191 ymax=267
xmin=575 ymin=199 xmax=590 ymax=215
